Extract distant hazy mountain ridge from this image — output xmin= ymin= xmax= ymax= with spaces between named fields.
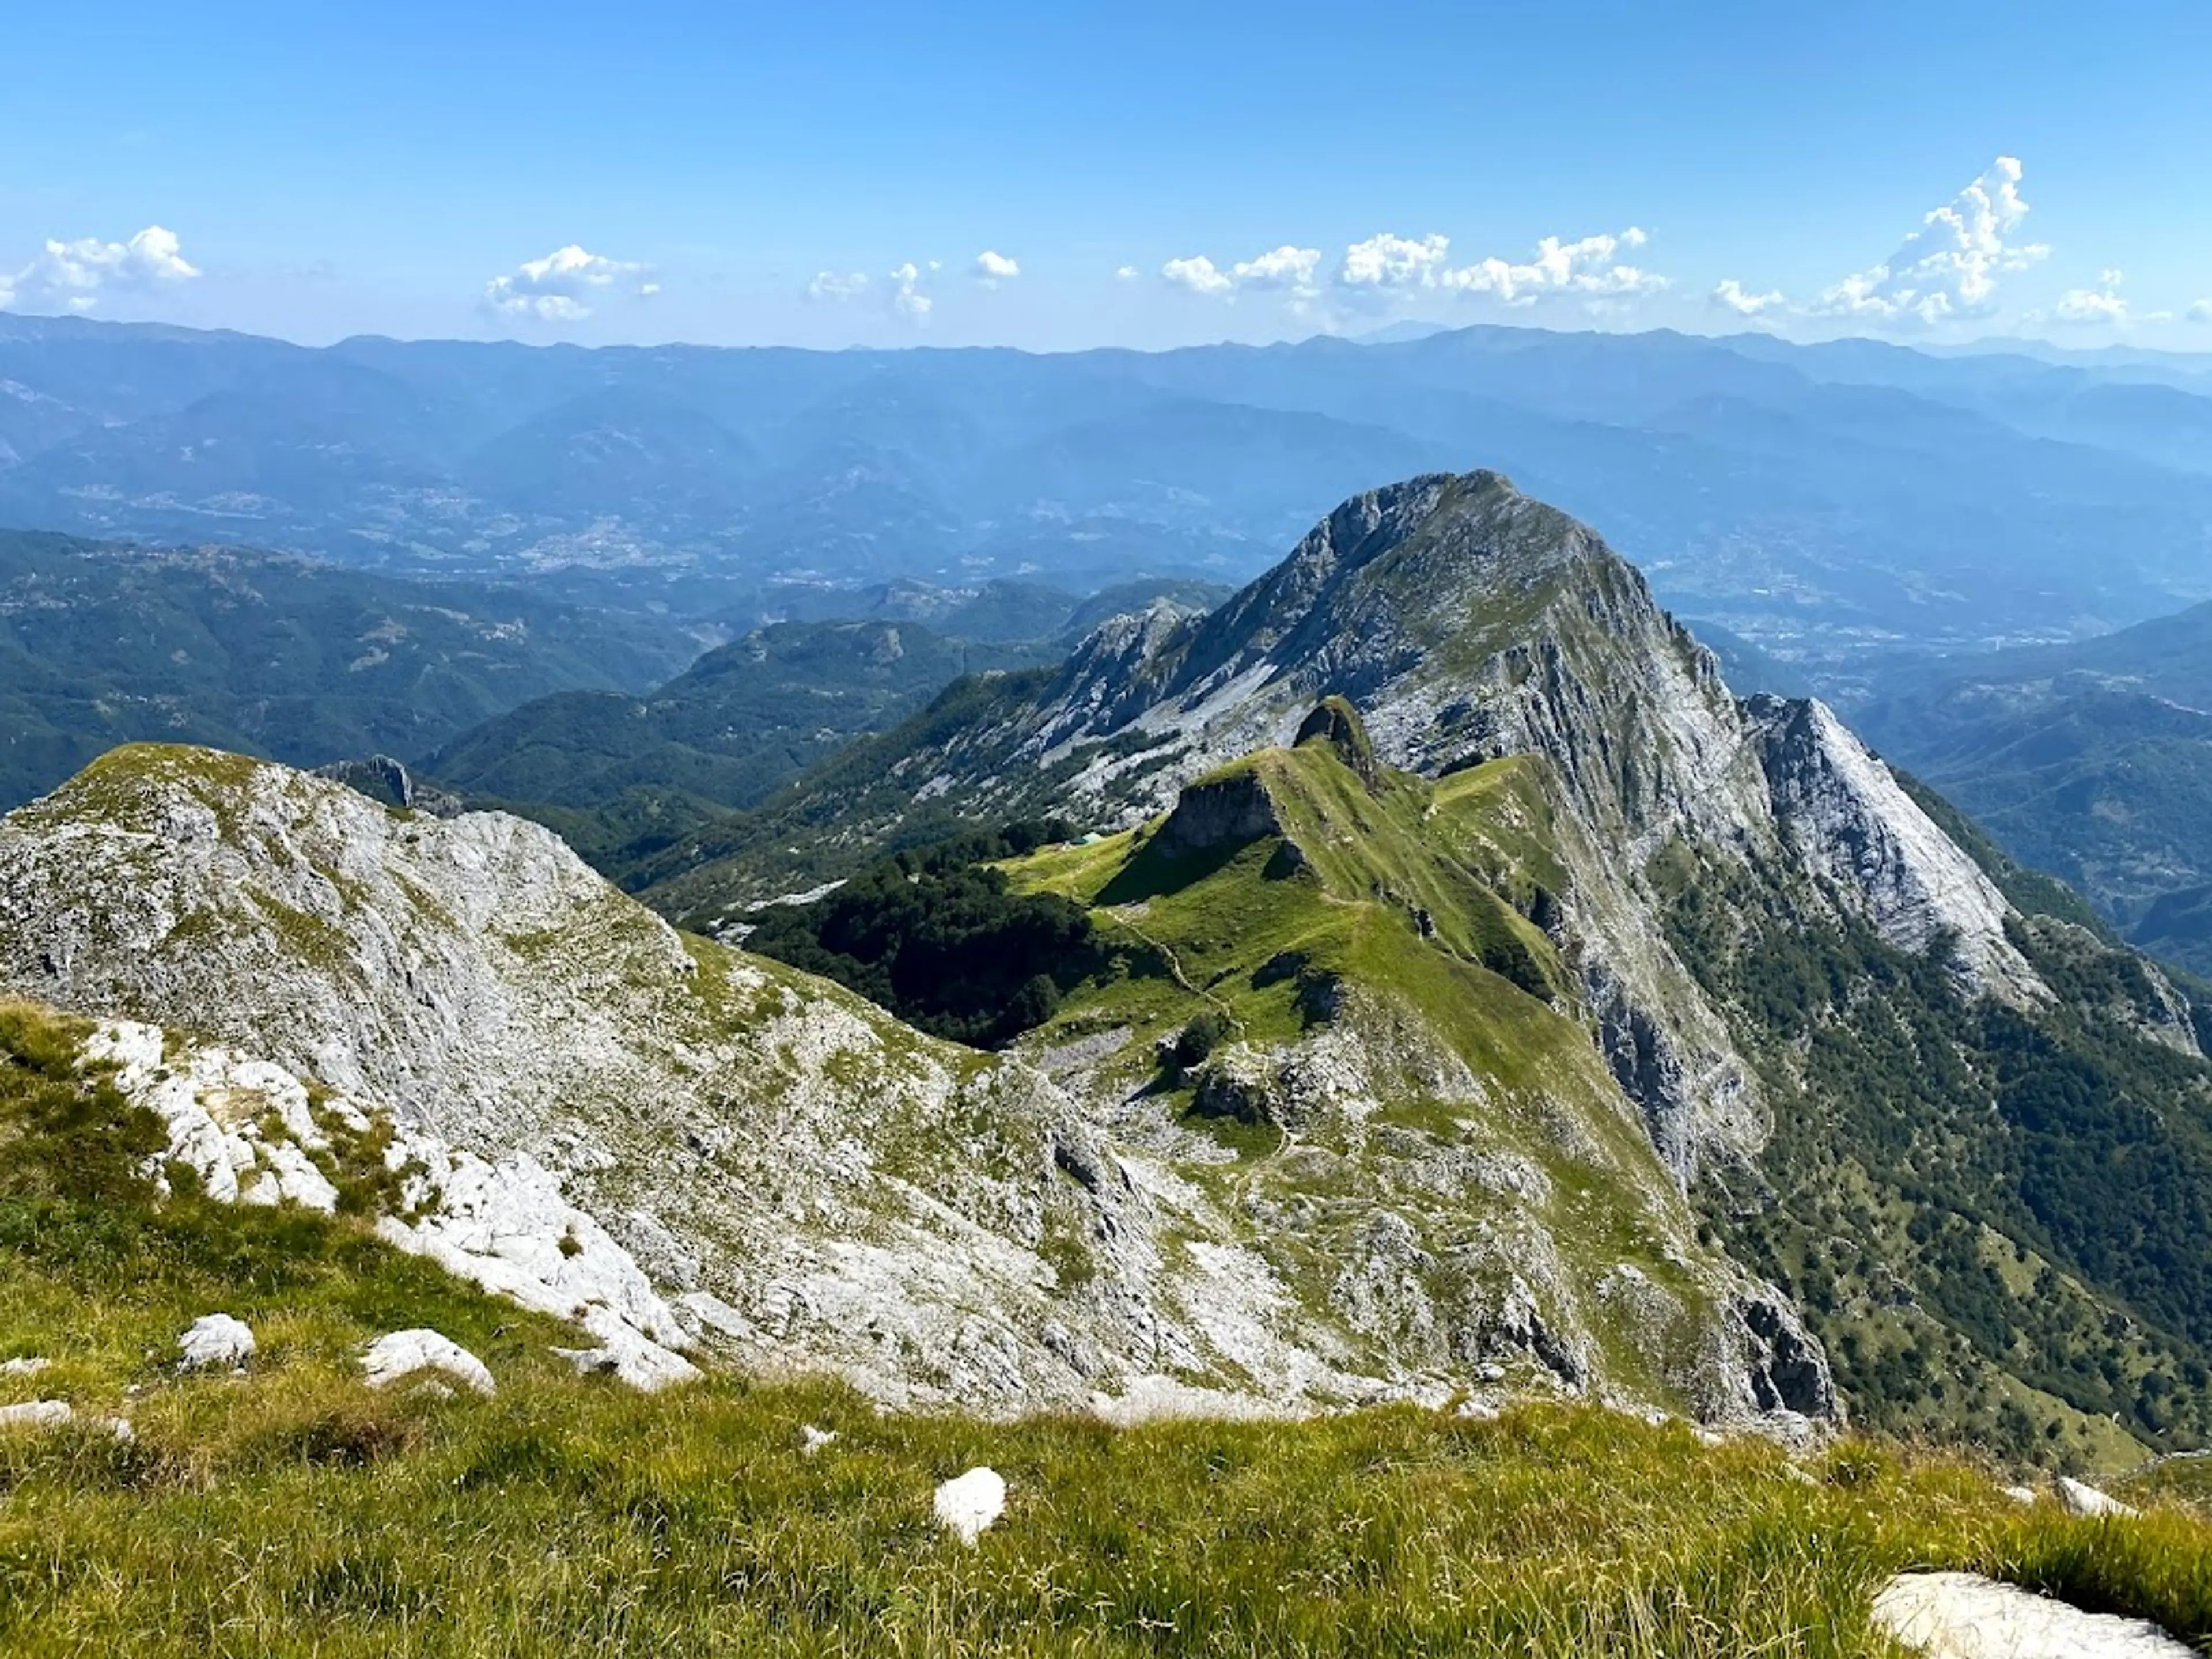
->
xmin=5 ymin=314 xmax=2210 ymax=660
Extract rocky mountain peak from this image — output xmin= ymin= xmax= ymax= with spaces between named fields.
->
xmin=683 ymin=474 xmax=2084 ymax=1184
xmin=0 ymin=738 xmax=1831 ymax=1426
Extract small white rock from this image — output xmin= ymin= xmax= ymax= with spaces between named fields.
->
xmin=361 ymin=1330 xmax=495 ymax=1396
xmin=1694 ymin=1427 xmax=1726 ymax=1448
xmin=2057 ymin=1476 xmax=2138 ymax=1519
xmin=105 ymin=1418 xmax=135 ymax=1444
xmin=1478 ymin=1363 xmax=1507 ymax=1382
xmin=0 ymin=1400 xmax=74 ymax=1430
xmin=178 ymin=1313 xmax=256 ymax=1371
xmin=1874 ymin=1570 xmax=2188 ymax=1657
xmin=933 ymin=1466 xmax=1007 ymax=1545
xmin=1455 ymin=1399 xmax=1501 ymax=1422
xmin=800 ymin=1424 xmax=838 ymax=1456
xmin=2004 ymin=1484 xmax=2041 ymax=1506
xmin=0 ymin=1357 xmax=50 ymax=1378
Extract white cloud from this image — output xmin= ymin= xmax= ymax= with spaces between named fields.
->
xmin=1810 ymin=156 xmax=2048 ymax=328
xmin=2052 ymin=267 xmax=2130 ymax=325
xmin=1161 ymin=254 xmax=1234 ymax=296
xmin=483 ymin=244 xmax=656 ymax=323
xmin=1339 ymin=232 xmax=1453 ymax=290
xmin=1160 ymin=244 xmax=1324 ymax=302
xmin=1114 ymin=264 xmax=1140 ymax=281
xmin=889 ymin=261 xmax=932 ymax=320
xmin=2041 ymin=269 xmax=2173 ymax=327
xmin=1434 ymin=228 xmax=1662 ymax=306
xmin=2191 ymin=298 xmax=2212 ymax=324
xmin=807 ymin=270 xmax=870 ymax=301
xmin=1231 ymin=245 xmax=1323 ymax=293
xmin=1711 ymin=278 xmax=1786 ymax=317
xmin=971 ymin=249 xmax=1020 ymax=287
xmin=1323 ymin=225 xmax=1664 ymax=313
xmin=0 ymin=225 xmax=200 ymax=314
xmin=806 ymin=261 xmax=937 ymax=321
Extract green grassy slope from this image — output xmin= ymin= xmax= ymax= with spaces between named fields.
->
xmin=1006 ymin=738 xmax=1580 ymax=1094
xmin=994 ymin=725 xmax=1766 ymax=1411
xmin=425 ymin=620 xmax=1053 ymax=818
xmin=9 ymin=999 xmax=2212 ymax=1656
xmin=1661 ymin=831 xmax=2212 ymax=1466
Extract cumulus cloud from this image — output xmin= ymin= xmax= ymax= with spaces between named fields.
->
xmin=1439 ymin=228 xmax=1661 ymax=305
xmin=1324 ymin=226 xmax=1663 ymax=312
xmin=0 ymin=225 xmax=200 ymax=314
xmin=971 ymin=249 xmax=1020 ymax=287
xmin=1161 ymin=255 xmax=1234 ymax=296
xmin=805 ymin=260 xmax=939 ymax=321
xmin=1160 ymin=245 xmax=1324 ymax=301
xmin=1711 ymin=278 xmax=1786 ymax=317
xmin=2051 ymin=268 xmax=2130 ymax=325
xmin=1810 ymin=157 xmax=2048 ymax=328
xmin=483 ymin=244 xmax=656 ymax=323
xmin=807 ymin=270 xmax=870 ymax=301
xmin=1232 ymin=245 xmax=1323 ymax=293
xmin=1114 ymin=264 xmax=1140 ymax=281
xmin=888 ymin=261 xmax=934 ymax=319
xmin=1339 ymin=232 xmax=1453 ymax=290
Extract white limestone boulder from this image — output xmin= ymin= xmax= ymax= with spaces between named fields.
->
xmin=362 ymin=1329 xmax=495 ymax=1396
xmin=1874 ymin=1570 xmax=2187 ymax=1657
xmin=933 ymin=1467 xmax=1007 ymax=1545
xmin=0 ymin=1400 xmax=73 ymax=1430
xmin=178 ymin=1313 xmax=256 ymax=1370
xmin=2058 ymin=1476 xmax=2139 ymax=1519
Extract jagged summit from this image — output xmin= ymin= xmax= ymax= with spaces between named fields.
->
xmin=658 ymin=472 xmax=2065 ymax=1172
xmin=1006 ymin=468 xmax=1714 ymax=829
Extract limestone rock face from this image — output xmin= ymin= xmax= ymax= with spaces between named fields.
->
xmin=1151 ymin=771 xmax=1287 ymax=859
xmin=0 ymin=749 xmax=1150 ymax=1413
xmin=1745 ymin=695 xmax=2040 ymax=1002
xmin=0 ymin=743 xmax=1834 ymax=1428
xmin=702 ymin=473 xmax=2082 ymax=1183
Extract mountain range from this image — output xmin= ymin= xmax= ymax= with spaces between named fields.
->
xmin=7 ymin=470 xmax=2211 ymax=1474
xmin=5 ymin=315 xmax=2211 ymax=671
xmin=0 ymin=528 xmax=702 ymax=812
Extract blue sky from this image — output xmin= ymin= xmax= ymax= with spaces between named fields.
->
xmin=3 ymin=0 xmax=2209 ymax=350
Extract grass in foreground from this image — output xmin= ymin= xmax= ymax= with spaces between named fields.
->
xmin=7 ymin=1004 xmax=2212 ymax=1656
xmin=9 ymin=1377 xmax=2212 ymax=1657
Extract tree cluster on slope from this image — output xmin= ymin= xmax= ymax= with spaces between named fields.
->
xmin=743 ymin=821 xmax=1134 ymax=1049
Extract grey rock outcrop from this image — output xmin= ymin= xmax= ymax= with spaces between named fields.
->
xmin=0 ymin=743 xmax=1834 ymax=1429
